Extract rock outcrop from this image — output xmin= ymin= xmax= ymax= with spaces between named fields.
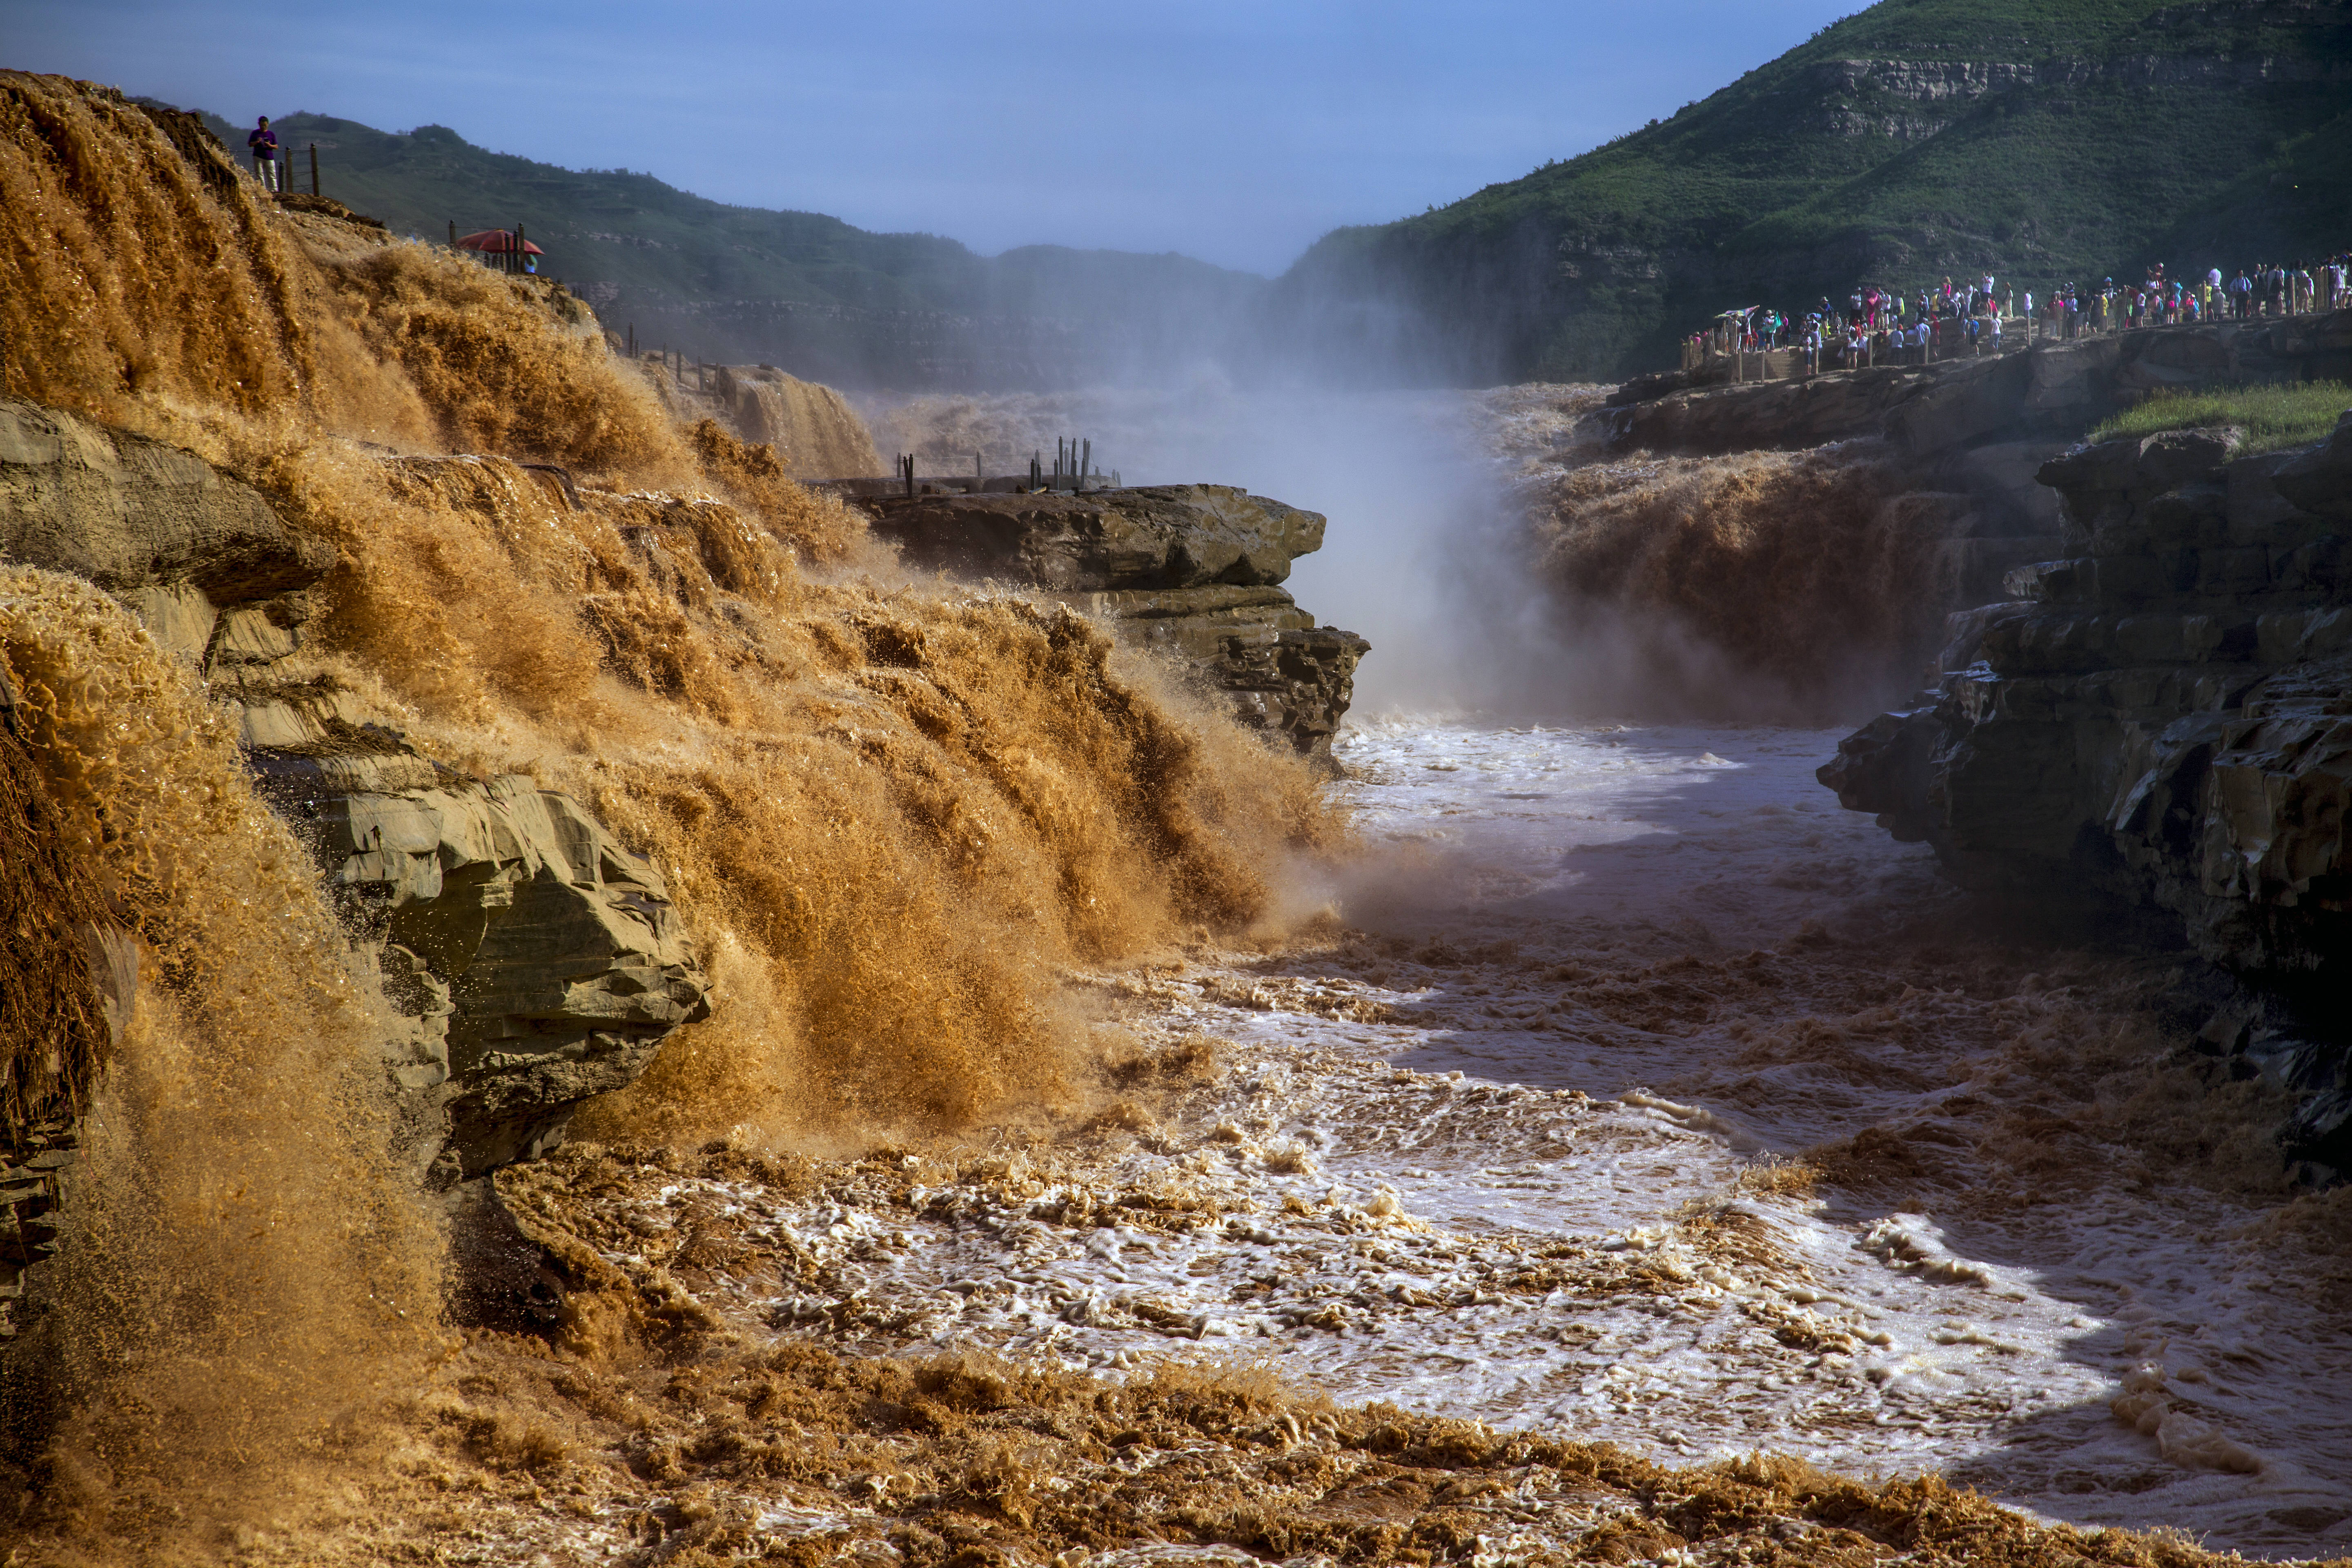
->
xmin=0 ymin=398 xmax=338 ymax=616
xmin=1822 ymin=411 xmax=2352 ymax=1165
xmin=1586 ymin=313 xmax=2352 ymax=460
xmin=858 ymin=484 xmax=1369 ymax=762
xmin=0 ymin=400 xmax=709 ymax=1180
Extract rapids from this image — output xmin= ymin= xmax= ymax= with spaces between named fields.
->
xmin=512 ymin=713 xmax=2351 ymax=1560
xmin=477 ymin=379 xmax=2348 ymax=1562
xmin=4 ymin=80 xmax=2345 ymax=1560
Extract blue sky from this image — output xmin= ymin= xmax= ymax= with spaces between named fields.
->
xmin=16 ymin=0 xmax=1856 ymax=274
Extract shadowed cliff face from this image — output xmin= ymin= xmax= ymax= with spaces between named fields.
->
xmin=1822 ymin=411 xmax=2352 ymax=1163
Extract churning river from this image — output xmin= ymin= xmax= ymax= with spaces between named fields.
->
xmin=575 ymin=713 xmax=2352 ymax=1561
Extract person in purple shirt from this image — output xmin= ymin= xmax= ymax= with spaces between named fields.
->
xmin=247 ymin=116 xmax=279 ymax=194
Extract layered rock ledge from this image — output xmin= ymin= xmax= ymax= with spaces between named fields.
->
xmin=856 ymin=484 xmax=1370 ymax=763
xmin=1822 ymin=412 xmax=2352 ymax=1167
xmin=1592 ymin=313 xmax=2352 ymax=459
xmin=0 ymin=399 xmax=710 ymax=1183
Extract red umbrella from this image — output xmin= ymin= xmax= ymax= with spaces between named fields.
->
xmin=454 ymin=229 xmax=543 ymax=255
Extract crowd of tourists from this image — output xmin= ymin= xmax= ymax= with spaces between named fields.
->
xmin=1688 ymin=252 xmax=2352 ymax=375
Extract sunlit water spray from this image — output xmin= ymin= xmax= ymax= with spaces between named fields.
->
xmin=744 ymin=386 xmax=2352 ymax=1558
xmin=557 ymin=717 xmax=2352 ymax=1559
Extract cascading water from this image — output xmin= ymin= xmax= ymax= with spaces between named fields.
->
xmin=3 ymin=65 xmax=2345 ymax=1568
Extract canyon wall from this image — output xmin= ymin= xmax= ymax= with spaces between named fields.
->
xmin=1573 ymin=310 xmax=2352 ymax=1167
xmin=1559 ymin=315 xmax=2352 ymax=712
xmin=1822 ymin=408 xmax=2352 ymax=1168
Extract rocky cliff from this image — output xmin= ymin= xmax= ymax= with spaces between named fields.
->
xmin=1564 ymin=313 xmax=2352 ymax=675
xmin=0 ymin=398 xmax=711 ymax=1183
xmin=1822 ymin=410 xmax=2352 ymax=1167
xmin=857 ymin=485 xmax=1370 ymax=763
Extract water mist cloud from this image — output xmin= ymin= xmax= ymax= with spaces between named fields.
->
xmin=863 ymin=381 xmax=1588 ymax=717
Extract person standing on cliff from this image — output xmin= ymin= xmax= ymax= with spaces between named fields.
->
xmin=247 ymin=116 xmax=279 ymax=195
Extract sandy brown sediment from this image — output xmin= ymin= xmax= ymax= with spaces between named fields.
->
xmin=0 ymin=69 xmax=1352 ymax=1560
xmin=229 ymin=993 xmax=2331 ymax=1567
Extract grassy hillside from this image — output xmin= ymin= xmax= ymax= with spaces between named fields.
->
xmin=172 ymin=107 xmax=1266 ymax=389
xmin=1275 ymin=0 xmax=2352 ymax=383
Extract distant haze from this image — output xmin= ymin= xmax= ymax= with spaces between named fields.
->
xmin=18 ymin=0 xmax=1854 ymax=275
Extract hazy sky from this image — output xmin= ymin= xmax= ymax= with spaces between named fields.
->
xmin=17 ymin=0 xmax=1854 ymax=275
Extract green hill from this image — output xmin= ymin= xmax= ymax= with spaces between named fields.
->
xmin=169 ymin=107 xmax=1267 ymax=390
xmin=1272 ymin=0 xmax=2352 ymax=383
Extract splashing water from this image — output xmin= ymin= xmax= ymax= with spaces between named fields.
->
xmin=0 ymin=568 xmax=445 ymax=1548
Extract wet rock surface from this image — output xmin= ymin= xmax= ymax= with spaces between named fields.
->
xmin=860 ymin=484 xmax=1369 ymax=762
xmin=0 ymin=398 xmax=336 ymax=620
xmin=866 ymin=483 xmax=1327 ymax=589
xmin=1823 ymin=412 xmax=2352 ymax=1163
xmin=278 ymin=775 xmax=711 ymax=1181
xmin=0 ymin=401 xmax=710 ymax=1180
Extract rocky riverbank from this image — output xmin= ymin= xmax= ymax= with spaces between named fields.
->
xmin=1822 ymin=410 xmax=2352 ymax=1168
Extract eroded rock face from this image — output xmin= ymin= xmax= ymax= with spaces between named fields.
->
xmin=867 ymin=485 xmax=1327 ymax=590
xmin=0 ymin=401 xmax=709 ymax=1180
xmin=0 ymin=398 xmax=336 ymax=626
xmin=287 ymin=779 xmax=709 ymax=1180
xmin=860 ymin=486 xmax=1368 ymax=763
xmin=1822 ymin=413 xmax=2352 ymax=1163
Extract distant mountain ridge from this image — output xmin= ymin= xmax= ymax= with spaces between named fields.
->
xmin=157 ymin=0 xmax=2352 ymax=391
xmin=170 ymin=106 xmax=1267 ymax=390
xmin=1271 ymin=0 xmax=2352 ymax=383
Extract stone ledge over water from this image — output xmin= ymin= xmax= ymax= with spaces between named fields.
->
xmin=855 ymin=483 xmax=1370 ymax=764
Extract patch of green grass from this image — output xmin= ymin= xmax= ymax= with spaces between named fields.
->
xmin=2090 ymin=381 xmax=2351 ymax=455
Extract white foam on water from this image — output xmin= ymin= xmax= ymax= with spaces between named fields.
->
xmin=652 ymin=718 xmax=2351 ymax=1559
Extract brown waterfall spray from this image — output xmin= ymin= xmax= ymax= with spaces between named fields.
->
xmin=0 ymin=69 xmax=1346 ymax=1555
xmin=1519 ymin=442 xmax=1941 ymax=719
xmin=0 ymin=569 xmax=443 ymax=1548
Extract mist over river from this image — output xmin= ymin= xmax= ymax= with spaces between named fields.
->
xmin=655 ymin=386 xmax=2352 ymax=1560
xmin=859 ymin=381 xmax=1597 ymax=717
